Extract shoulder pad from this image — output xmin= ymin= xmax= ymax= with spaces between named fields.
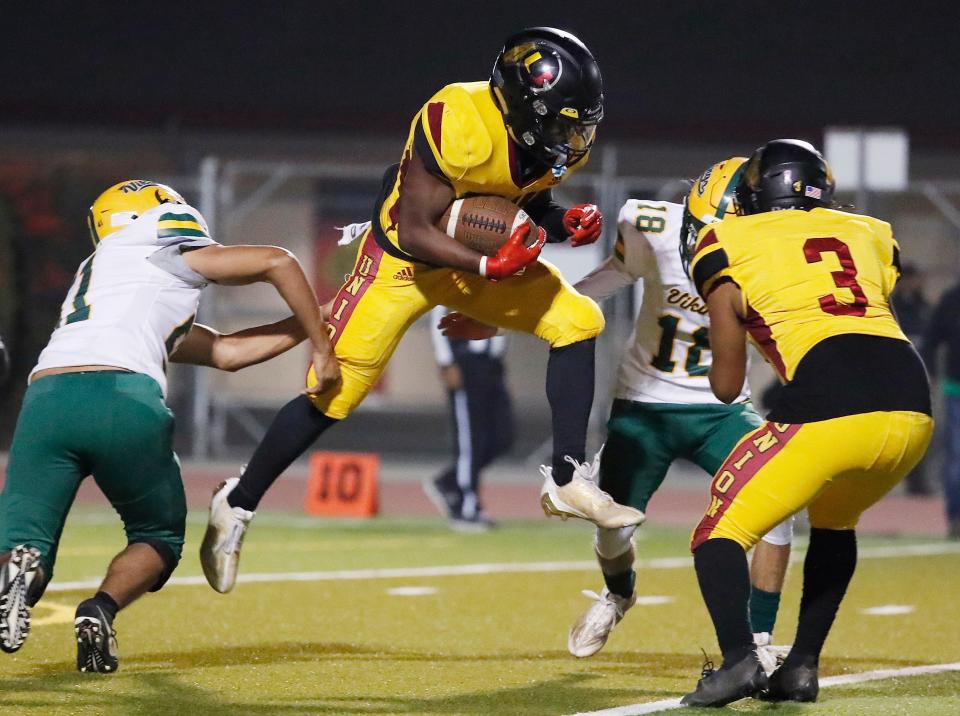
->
xmin=690 ymin=227 xmax=730 ymax=298
xmin=151 ymin=204 xmax=212 ymax=245
xmin=421 ymin=84 xmax=493 ymax=171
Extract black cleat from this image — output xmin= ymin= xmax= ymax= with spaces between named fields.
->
xmin=681 ymin=649 xmax=768 ymax=707
xmin=761 ymin=654 xmax=819 ymax=702
xmin=75 ymin=602 xmax=119 ymax=673
xmin=0 ymin=545 xmax=41 ymax=653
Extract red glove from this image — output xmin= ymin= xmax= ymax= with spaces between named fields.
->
xmin=480 ymin=222 xmax=546 ymax=281
xmin=563 ymin=203 xmax=603 ymax=246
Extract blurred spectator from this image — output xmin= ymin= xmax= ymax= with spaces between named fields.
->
xmin=0 ymin=333 xmax=9 ymax=387
xmin=922 ymin=277 xmax=960 ymax=539
xmin=894 ymin=264 xmax=931 ymax=340
xmin=424 ymin=306 xmax=514 ymax=531
xmin=893 ymin=264 xmax=932 ymax=495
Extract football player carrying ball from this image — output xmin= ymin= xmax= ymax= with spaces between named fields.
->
xmin=201 ymin=27 xmax=644 ymax=595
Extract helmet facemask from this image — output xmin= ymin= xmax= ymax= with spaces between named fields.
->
xmin=515 ymin=102 xmax=601 ymax=175
xmin=679 ymin=202 xmax=705 ymax=277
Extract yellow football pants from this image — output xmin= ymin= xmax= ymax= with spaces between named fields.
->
xmin=691 ymin=410 xmax=933 ymax=551
xmin=307 ymin=229 xmax=604 ymax=419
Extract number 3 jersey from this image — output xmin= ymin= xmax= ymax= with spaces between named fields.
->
xmin=32 ymin=204 xmax=216 ymax=397
xmin=576 ymin=200 xmax=750 ymax=405
xmin=690 ymin=207 xmax=929 ymax=422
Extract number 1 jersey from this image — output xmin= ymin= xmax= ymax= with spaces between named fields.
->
xmin=32 ymin=204 xmax=216 ymax=397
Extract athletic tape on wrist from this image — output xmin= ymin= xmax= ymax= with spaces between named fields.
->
xmin=479 ymin=256 xmax=488 ymax=278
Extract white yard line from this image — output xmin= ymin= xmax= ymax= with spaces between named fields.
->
xmin=565 ymin=662 xmax=960 ymax=715
xmin=43 ymin=540 xmax=960 ymax=593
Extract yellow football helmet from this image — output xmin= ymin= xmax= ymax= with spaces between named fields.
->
xmin=680 ymin=157 xmax=747 ymax=274
xmin=87 ymin=179 xmax=186 ymax=245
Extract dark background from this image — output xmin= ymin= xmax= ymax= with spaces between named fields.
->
xmin=3 ymin=1 xmax=959 ymax=147
xmin=1 ymin=0 xmax=958 ymax=457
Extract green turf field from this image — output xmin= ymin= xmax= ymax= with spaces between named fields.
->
xmin=3 ymin=509 xmax=960 ymax=715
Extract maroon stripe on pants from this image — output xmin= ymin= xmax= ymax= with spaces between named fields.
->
xmin=326 ymin=230 xmax=385 ymax=347
xmin=691 ymin=422 xmax=803 ymax=551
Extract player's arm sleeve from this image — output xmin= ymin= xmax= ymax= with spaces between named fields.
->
xmin=615 ymin=201 xmax=658 ymax=278
xmin=522 ymin=190 xmax=567 ymax=243
xmin=574 ymin=205 xmax=653 ymax=300
xmin=429 ymin=305 xmax=455 ymax=367
xmin=147 ymin=205 xmax=219 ymax=287
xmin=575 ymin=257 xmax=634 ymax=301
xmin=689 ymin=227 xmax=733 ymax=299
xmin=412 ymin=87 xmax=492 ymax=186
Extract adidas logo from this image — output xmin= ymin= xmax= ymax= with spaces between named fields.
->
xmin=393 ymin=267 xmax=415 ymax=281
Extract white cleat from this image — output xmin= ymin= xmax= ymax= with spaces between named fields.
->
xmin=200 ymin=477 xmax=255 ymax=594
xmin=568 ymin=588 xmax=636 ymax=658
xmin=0 ymin=545 xmax=41 ymax=653
xmin=540 ymin=453 xmax=646 ymax=529
xmin=753 ymin=631 xmax=791 ymax=676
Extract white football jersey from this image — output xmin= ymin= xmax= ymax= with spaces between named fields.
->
xmin=576 ymin=200 xmax=751 ymax=405
xmin=32 ymin=203 xmax=216 ymax=397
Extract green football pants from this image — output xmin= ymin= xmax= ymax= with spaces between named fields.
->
xmin=0 ymin=371 xmax=186 ymax=584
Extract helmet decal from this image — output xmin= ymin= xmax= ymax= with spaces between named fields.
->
xmin=523 ymin=51 xmax=562 ymax=93
xmin=502 ymin=42 xmax=537 ymax=64
xmin=696 ymin=166 xmax=714 ymax=196
xmin=119 ymin=179 xmax=159 ymax=193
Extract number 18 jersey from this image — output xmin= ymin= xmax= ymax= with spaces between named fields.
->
xmin=577 ymin=200 xmax=750 ymax=405
xmin=32 ymin=204 xmax=216 ymax=397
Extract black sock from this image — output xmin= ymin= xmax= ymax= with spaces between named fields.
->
xmin=693 ymin=538 xmax=754 ymax=663
xmin=228 ymin=394 xmax=338 ymax=510
xmin=790 ymin=528 xmax=857 ymax=664
xmin=546 ymin=338 xmax=595 ymax=485
xmin=603 ymin=568 xmax=636 ymax=600
xmin=78 ymin=590 xmax=119 ymax=622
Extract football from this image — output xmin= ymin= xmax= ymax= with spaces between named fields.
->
xmin=438 ymin=195 xmax=539 ymax=256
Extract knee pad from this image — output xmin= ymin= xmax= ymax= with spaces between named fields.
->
xmin=761 ymin=515 xmax=795 ymax=546
xmin=594 ymin=526 xmax=636 ymax=560
xmin=129 ymin=538 xmax=181 ymax=592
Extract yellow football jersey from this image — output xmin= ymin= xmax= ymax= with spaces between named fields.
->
xmin=372 ymin=81 xmax=588 ymax=260
xmin=690 ymin=207 xmax=905 ymax=382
